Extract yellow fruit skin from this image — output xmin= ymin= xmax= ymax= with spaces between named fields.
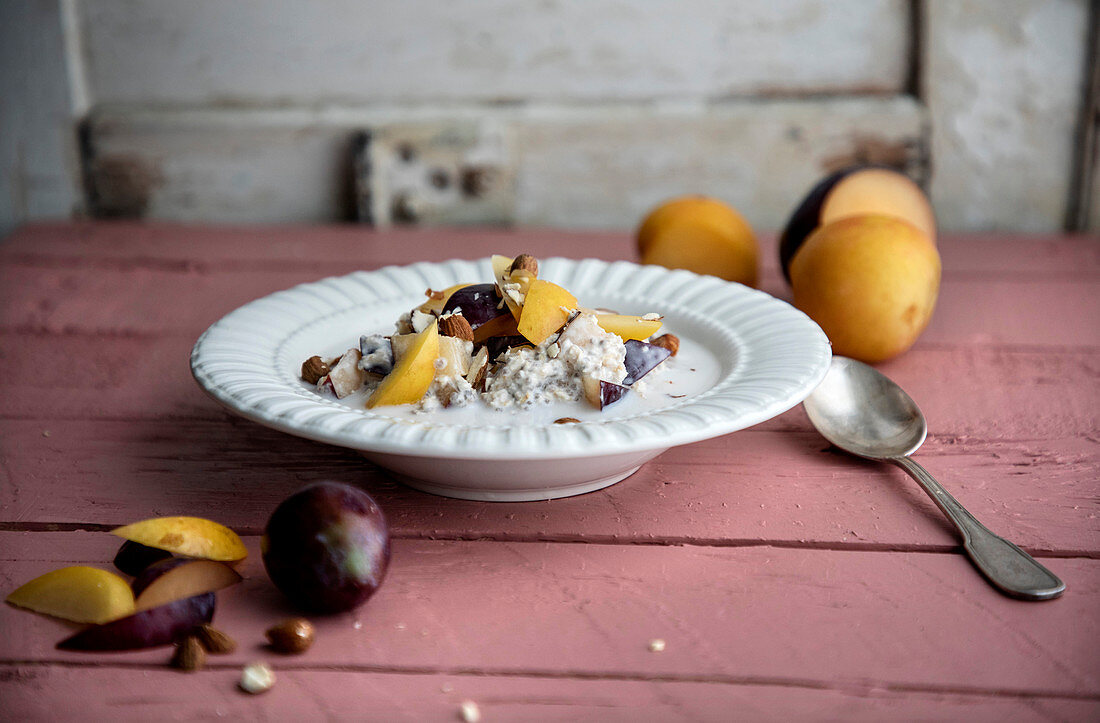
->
xmin=636 ymin=196 xmax=758 ymax=287
xmin=790 ymin=215 xmax=940 ymax=363
xmin=6 ymin=566 xmax=135 ymax=624
xmin=594 ymin=314 xmax=662 ymax=341
xmin=111 ymin=517 xmax=249 ymax=562
xmin=517 ymin=280 xmax=578 ymax=345
xmin=367 ymin=320 xmax=440 ymax=408
xmin=820 ymin=168 xmax=937 ymax=244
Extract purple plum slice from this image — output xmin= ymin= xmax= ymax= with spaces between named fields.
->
xmin=56 ymin=593 xmax=215 ymax=651
xmin=130 ymin=558 xmax=242 ymax=611
xmin=622 ymin=339 xmax=672 ymax=385
xmin=113 ymin=539 xmax=173 ymax=577
xmin=131 ymin=557 xmax=190 ymax=598
xmin=600 ymin=380 xmax=629 ymax=408
xmin=479 ymin=334 xmax=531 ymax=361
xmin=262 ymin=481 xmax=391 ymax=614
xmin=441 ymin=283 xmax=510 ymax=329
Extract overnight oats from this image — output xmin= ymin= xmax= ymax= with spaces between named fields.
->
xmin=299 ymin=253 xmax=684 ymax=418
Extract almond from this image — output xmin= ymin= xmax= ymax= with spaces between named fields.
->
xmin=651 ymin=333 xmax=680 ymax=356
xmin=301 ymin=356 xmax=331 ymax=384
xmin=509 ymin=253 xmax=539 ymax=277
xmin=194 ymin=624 xmax=237 ymax=654
xmin=171 ymin=635 xmax=205 ymax=672
xmin=439 ymin=314 xmax=475 ymax=342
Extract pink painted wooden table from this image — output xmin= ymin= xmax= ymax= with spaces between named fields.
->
xmin=1 ymin=223 xmax=1098 ymax=721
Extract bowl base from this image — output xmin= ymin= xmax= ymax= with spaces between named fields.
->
xmin=388 ymin=465 xmax=643 ymax=502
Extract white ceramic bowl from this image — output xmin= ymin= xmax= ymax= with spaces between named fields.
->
xmin=191 ymin=258 xmax=831 ymax=501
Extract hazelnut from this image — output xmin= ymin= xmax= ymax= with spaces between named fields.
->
xmin=301 ymin=355 xmax=331 ymax=384
xmin=266 ymin=618 xmax=315 ymax=654
xmin=650 ymin=334 xmax=680 ymax=356
xmin=509 ymin=254 xmax=539 ymax=277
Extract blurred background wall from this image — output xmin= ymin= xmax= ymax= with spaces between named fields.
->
xmin=2 ymin=0 xmax=1096 ymax=236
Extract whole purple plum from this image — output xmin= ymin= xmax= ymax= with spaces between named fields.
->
xmin=262 ymin=482 xmax=391 ymax=613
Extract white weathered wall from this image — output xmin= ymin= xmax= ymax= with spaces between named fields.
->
xmin=1 ymin=0 xmax=1095 ymax=233
xmin=0 ymin=0 xmax=83 ymax=236
xmin=925 ymin=0 xmax=1089 ymax=232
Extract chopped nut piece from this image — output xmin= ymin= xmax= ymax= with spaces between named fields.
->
xmin=301 ymin=356 xmax=331 ymax=384
xmin=509 ymin=253 xmax=539 ymax=277
xmin=439 ymin=313 xmax=475 ymax=342
xmin=650 ymin=333 xmax=680 ymax=356
xmin=239 ymin=662 xmax=275 ymax=694
xmin=327 ymin=348 xmax=367 ymax=398
xmin=459 ymin=700 xmax=481 ymax=723
xmin=554 ymin=417 xmax=581 ymax=424
xmin=424 ymin=288 xmax=446 ymax=301
xmin=194 ymin=624 xmax=237 ymax=654
xmin=648 ymin=638 xmax=666 ymax=652
xmin=466 ymin=347 xmax=489 ymax=391
xmin=171 ymin=635 xmax=206 ymax=672
xmin=266 ymin=618 xmax=315 ymax=654
xmin=410 ymin=309 xmax=435 ymax=333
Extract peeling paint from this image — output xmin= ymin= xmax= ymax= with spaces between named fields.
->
xmin=87 ymin=154 xmax=163 ymax=218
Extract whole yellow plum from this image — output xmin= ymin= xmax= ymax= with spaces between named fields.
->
xmin=790 ymin=215 xmax=940 ymax=363
xmin=636 ymin=196 xmax=759 ymax=287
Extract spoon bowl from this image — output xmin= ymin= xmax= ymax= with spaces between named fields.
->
xmin=803 ymin=356 xmax=1064 ymax=601
xmin=803 ymin=356 xmax=926 ymax=460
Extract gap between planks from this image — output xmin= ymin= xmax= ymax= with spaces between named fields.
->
xmin=3 ymin=659 xmax=1099 ymax=703
xmin=0 ymin=524 xmax=1091 ymax=559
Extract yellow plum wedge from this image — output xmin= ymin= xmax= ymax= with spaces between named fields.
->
xmin=6 ymin=566 xmax=135 ymax=624
xmin=594 ymin=313 xmax=662 ymax=341
xmin=111 ymin=517 xmax=248 ymax=562
xmin=517 ymin=280 xmax=578 ymax=345
xmin=367 ymin=320 xmax=440 ymax=408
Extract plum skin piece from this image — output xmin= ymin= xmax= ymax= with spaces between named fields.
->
xmin=622 ymin=339 xmax=672 ymax=385
xmin=56 ymin=593 xmax=215 ymax=651
xmin=113 ymin=540 xmax=173 ymax=577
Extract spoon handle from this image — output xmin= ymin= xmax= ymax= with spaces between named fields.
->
xmin=892 ymin=456 xmax=1065 ymax=601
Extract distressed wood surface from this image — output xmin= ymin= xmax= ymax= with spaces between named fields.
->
xmin=0 ymin=420 xmax=1095 ymax=554
xmin=1 ymin=534 xmax=1097 ymax=697
xmin=0 ymin=223 xmax=1097 ymax=719
xmin=9 ymin=667 xmax=1097 ymax=723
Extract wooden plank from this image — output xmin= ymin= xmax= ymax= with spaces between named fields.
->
xmin=3 ymin=665 xmax=1097 ymax=722
xmin=0 ymin=418 xmax=1096 ymax=553
xmin=0 ymin=223 xmax=639 ymax=271
xmin=3 ymin=263 xmax=1099 ymax=346
xmin=1 ymin=534 xmax=1096 ymax=697
xmin=4 ymin=224 xmax=1098 ymax=276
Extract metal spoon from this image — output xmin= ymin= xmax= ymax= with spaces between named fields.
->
xmin=803 ymin=356 xmax=1064 ymax=601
